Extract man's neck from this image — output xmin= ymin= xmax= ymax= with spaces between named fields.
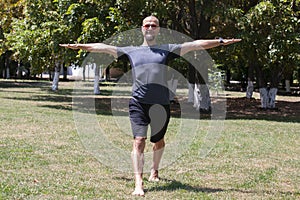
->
xmin=142 ymin=40 xmax=157 ymax=46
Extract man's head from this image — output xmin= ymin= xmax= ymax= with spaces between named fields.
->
xmin=142 ymin=16 xmax=160 ymax=43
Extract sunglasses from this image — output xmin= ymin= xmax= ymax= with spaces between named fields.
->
xmin=143 ymin=24 xmax=158 ymax=29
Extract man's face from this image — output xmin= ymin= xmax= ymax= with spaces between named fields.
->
xmin=142 ymin=17 xmax=160 ymax=42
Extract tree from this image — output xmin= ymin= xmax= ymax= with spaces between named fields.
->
xmin=0 ymin=0 xmax=25 ymax=78
xmin=240 ymin=0 xmax=300 ymax=108
xmin=5 ymin=0 xmax=71 ymax=90
xmin=62 ymin=1 xmax=118 ymax=93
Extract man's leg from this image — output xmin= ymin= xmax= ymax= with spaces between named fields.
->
xmin=131 ymin=137 xmax=146 ymax=196
xmin=149 ymin=138 xmax=165 ymax=181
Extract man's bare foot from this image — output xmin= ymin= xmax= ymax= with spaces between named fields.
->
xmin=132 ymin=182 xmax=144 ymax=196
xmin=148 ymin=169 xmax=159 ymax=182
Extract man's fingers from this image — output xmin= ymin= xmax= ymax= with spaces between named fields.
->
xmin=59 ymin=44 xmax=71 ymax=47
xmin=232 ymin=39 xmax=242 ymax=42
xmin=224 ymin=39 xmax=242 ymax=45
xmin=59 ymin=44 xmax=79 ymax=49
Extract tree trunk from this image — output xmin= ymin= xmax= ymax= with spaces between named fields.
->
xmin=62 ymin=63 xmax=68 ymax=80
xmin=285 ymin=79 xmax=291 ymax=93
xmin=82 ymin=64 xmax=86 ymax=81
xmin=105 ymin=67 xmax=110 ymax=81
xmin=167 ymin=77 xmax=178 ymax=102
xmin=255 ymin=67 xmax=266 ymax=89
xmin=246 ymin=64 xmax=255 ymax=98
xmin=246 ymin=80 xmax=254 ymax=98
xmin=188 ymin=63 xmax=211 ymax=110
xmin=4 ymin=54 xmax=10 ymax=79
xmin=6 ymin=67 xmax=10 ymax=79
xmin=298 ymin=68 xmax=300 ymax=85
xmin=52 ymin=63 xmax=60 ymax=91
xmin=188 ymin=64 xmax=196 ymax=103
xmin=5 ymin=56 xmax=10 ymax=79
xmin=188 ymin=83 xmax=194 ymax=103
xmin=194 ymin=84 xmax=211 ymax=111
xmin=17 ymin=62 xmax=22 ymax=78
xmin=259 ymin=87 xmax=278 ymax=108
xmin=268 ymin=88 xmax=278 ymax=108
xmin=225 ymin=68 xmax=231 ymax=84
xmin=94 ymin=64 xmax=101 ymax=95
xmin=196 ymin=57 xmax=210 ymax=111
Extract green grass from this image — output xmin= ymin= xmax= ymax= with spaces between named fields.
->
xmin=0 ymin=80 xmax=299 ymax=199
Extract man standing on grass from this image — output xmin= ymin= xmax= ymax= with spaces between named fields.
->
xmin=60 ymin=15 xmax=241 ymax=196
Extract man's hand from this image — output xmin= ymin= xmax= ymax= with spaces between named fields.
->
xmin=221 ymin=38 xmax=242 ymax=46
xmin=59 ymin=44 xmax=79 ymax=50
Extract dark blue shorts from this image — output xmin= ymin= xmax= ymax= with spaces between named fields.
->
xmin=129 ymin=98 xmax=170 ymax=143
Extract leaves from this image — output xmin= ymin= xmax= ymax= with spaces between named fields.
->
xmin=0 ymin=0 xmax=299 ymax=85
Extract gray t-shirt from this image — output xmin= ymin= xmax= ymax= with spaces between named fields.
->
xmin=117 ymin=44 xmax=181 ymax=104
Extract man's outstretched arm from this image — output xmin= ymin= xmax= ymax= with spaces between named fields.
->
xmin=59 ymin=43 xmax=118 ymax=58
xmin=180 ymin=38 xmax=241 ymax=56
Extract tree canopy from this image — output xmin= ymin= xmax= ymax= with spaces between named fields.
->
xmin=1 ymin=0 xmax=299 ymax=87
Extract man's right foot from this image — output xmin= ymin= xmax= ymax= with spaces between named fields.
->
xmin=132 ymin=183 xmax=144 ymax=196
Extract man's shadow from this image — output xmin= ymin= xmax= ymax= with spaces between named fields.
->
xmin=115 ymin=176 xmax=300 ymax=197
xmin=145 ymin=178 xmax=224 ymax=193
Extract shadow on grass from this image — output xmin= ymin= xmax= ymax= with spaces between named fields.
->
xmin=1 ymin=80 xmax=299 ymax=123
xmin=114 ymin=176 xmax=299 ymax=197
xmin=225 ymin=97 xmax=300 ymax=122
xmin=146 ymin=178 xmax=224 ymax=193
xmin=147 ymin=178 xmax=300 ymax=197
xmin=0 ymin=80 xmax=51 ymax=88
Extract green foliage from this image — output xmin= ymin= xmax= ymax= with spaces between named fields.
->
xmin=80 ymin=17 xmax=105 ymax=43
xmin=4 ymin=0 xmax=69 ymax=73
xmin=0 ymin=0 xmax=299 ymax=85
xmin=0 ymin=0 xmax=24 ymax=56
xmin=238 ymin=0 xmax=300 ymax=86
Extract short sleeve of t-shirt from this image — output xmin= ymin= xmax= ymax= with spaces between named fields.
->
xmin=166 ymin=44 xmax=181 ymax=60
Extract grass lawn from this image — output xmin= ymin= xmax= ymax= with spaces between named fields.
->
xmin=0 ymin=80 xmax=299 ymax=199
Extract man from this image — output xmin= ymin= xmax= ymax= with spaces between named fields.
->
xmin=60 ymin=15 xmax=241 ymax=196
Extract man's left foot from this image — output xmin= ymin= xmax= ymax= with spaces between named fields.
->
xmin=148 ymin=169 xmax=159 ymax=182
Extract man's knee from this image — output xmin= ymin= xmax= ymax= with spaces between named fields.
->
xmin=133 ymin=137 xmax=146 ymax=152
xmin=153 ymin=138 xmax=165 ymax=151
xmin=135 ymin=137 xmax=146 ymax=143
